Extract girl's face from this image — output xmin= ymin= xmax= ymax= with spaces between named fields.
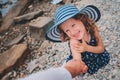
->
xmin=60 ymin=18 xmax=86 ymax=40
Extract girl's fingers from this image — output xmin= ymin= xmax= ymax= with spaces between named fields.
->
xmin=70 ymin=39 xmax=80 ymax=45
xmin=71 ymin=45 xmax=84 ymax=53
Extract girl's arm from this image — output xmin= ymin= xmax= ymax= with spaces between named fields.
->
xmin=72 ymin=52 xmax=82 ymax=61
xmin=86 ymin=25 xmax=104 ymax=54
xmin=69 ymin=39 xmax=88 ymax=73
xmin=70 ymin=39 xmax=83 ymax=61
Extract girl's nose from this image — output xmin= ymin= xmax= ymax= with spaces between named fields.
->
xmin=70 ymin=30 xmax=76 ymax=35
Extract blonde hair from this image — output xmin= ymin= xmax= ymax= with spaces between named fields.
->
xmin=59 ymin=13 xmax=97 ymax=42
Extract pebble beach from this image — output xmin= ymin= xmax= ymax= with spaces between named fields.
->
xmin=0 ymin=0 xmax=120 ymax=80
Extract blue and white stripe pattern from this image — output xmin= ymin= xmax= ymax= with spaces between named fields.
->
xmin=45 ymin=4 xmax=101 ymax=42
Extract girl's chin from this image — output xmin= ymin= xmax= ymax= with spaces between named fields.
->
xmin=75 ymin=35 xmax=83 ymax=40
xmin=70 ymin=35 xmax=83 ymax=40
xmin=76 ymin=38 xmax=82 ymax=40
xmin=72 ymin=37 xmax=82 ymax=40
xmin=76 ymin=37 xmax=82 ymax=40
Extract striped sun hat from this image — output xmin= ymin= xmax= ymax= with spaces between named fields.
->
xmin=45 ymin=4 xmax=101 ymax=42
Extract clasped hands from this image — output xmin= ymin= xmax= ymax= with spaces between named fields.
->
xmin=69 ymin=38 xmax=88 ymax=74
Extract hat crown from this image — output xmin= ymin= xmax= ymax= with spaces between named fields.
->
xmin=54 ymin=4 xmax=79 ymax=23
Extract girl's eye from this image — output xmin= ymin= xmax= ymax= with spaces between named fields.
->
xmin=72 ymin=24 xmax=75 ymax=27
xmin=65 ymin=30 xmax=69 ymax=33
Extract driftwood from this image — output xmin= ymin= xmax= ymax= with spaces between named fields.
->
xmin=0 ymin=44 xmax=28 ymax=79
xmin=0 ymin=0 xmax=33 ymax=33
xmin=14 ymin=10 xmax=43 ymax=22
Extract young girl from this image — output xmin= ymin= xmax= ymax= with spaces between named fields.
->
xmin=45 ymin=4 xmax=110 ymax=79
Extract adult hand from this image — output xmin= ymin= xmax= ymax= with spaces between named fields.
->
xmin=64 ymin=60 xmax=88 ymax=78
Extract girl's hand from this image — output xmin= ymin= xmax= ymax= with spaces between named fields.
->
xmin=79 ymin=38 xmax=88 ymax=53
xmin=70 ymin=38 xmax=88 ymax=54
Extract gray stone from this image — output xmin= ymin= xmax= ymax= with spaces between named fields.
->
xmin=29 ymin=17 xmax=54 ymax=40
xmin=0 ymin=44 xmax=27 ymax=77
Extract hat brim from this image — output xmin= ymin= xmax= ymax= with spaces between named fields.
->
xmin=79 ymin=5 xmax=101 ymax=22
xmin=45 ymin=5 xmax=101 ymax=42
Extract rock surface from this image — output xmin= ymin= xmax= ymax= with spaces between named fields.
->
xmin=0 ymin=44 xmax=27 ymax=78
xmin=29 ymin=17 xmax=54 ymax=40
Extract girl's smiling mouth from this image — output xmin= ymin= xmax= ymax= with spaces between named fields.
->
xmin=73 ymin=31 xmax=81 ymax=38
